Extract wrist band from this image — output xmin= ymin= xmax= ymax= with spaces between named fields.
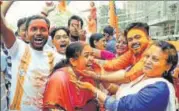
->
xmin=41 ymin=11 xmax=48 ymax=17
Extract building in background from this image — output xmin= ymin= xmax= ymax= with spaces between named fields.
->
xmin=98 ymin=1 xmax=179 ymax=40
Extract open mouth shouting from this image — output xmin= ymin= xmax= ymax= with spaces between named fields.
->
xmin=60 ymin=44 xmax=67 ymax=48
xmin=33 ymin=37 xmax=46 ymax=47
xmin=57 ymin=43 xmax=69 ymax=54
xmin=59 ymin=43 xmax=68 ymax=51
xmin=86 ymin=63 xmax=93 ymax=70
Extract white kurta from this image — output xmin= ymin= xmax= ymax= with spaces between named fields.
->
xmin=8 ymin=39 xmax=64 ymax=111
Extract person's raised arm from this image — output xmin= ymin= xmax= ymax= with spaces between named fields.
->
xmin=85 ymin=69 xmax=129 ymax=83
xmin=40 ymin=2 xmax=56 ymax=17
xmin=1 ymin=1 xmax=14 ymax=16
xmin=1 ymin=2 xmax=16 ymax=48
xmin=92 ymin=48 xmax=115 ymax=60
xmin=81 ymin=9 xmax=91 ymax=12
xmin=103 ymin=50 xmax=133 ymax=71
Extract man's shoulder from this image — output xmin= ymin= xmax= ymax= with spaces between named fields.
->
xmin=44 ymin=50 xmax=65 ymax=62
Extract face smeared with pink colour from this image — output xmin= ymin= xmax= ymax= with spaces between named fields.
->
xmin=74 ymin=45 xmax=94 ymax=71
xmin=115 ymin=35 xmax=128 ymax=55
xmin=27 ymin=19 xmax=49 ymax=50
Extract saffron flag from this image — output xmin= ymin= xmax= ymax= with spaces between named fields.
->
xmin=58 ymin=0 xmax=66 ymax=12
xmin=109 ymin=0 xmax=120 ymax=39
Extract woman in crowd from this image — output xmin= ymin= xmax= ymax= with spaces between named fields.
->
xmin=43 ymin=42 xmax=100 ymax=111
xmin=115 ymin=33 xmax=128 ymax=56
xmin=89 ymin=32 xmax=129 ymax=60
xmin=73 ymin=40 xmax=177 ymax=111
xmin=89 ymin=33 xmax=115 ymax=60
xmin=89 ymin=33 xmax=106 ymax=50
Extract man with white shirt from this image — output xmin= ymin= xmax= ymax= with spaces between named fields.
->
xmin=1 ymin=4 xmax=64 ymax=110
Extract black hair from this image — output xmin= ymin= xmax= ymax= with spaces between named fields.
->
xmin=124 ymin=22 xmax=149 ymax=37
xmin=103 ymin=25 xmax=114 ymax=36
xmin=17 ymin=17 xmax=27 ymax=28
xmin=153 ymin=40 xmax=178 ymax=83
xmin=68 ymin=15 xmax=83 ymax=28
xmin=15 ymin=17 xmax=27 ymax=36
xmin=25 ymin=15 xmax=50 ymax=31
xmin=50 ymin=27 xmax=70 ymax=39
xmin=52 ymin=42 xmax=85 ymax=72
xmin=89 ymin=33 xmax=104 ymax=48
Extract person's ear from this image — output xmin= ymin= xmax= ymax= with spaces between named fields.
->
xmin=94 ymin=40 xmax=98 ymax=47
xmin=166 ymin=64 xmax=172 ymax=72
xmin=17 ymin=29 xmax=20 ymax=34
xmin=69 ymin=58 xmax=77 ymax=67
xmin=25 ymin=31 xmax=29 ymax=40
xmin=147 ymin=36 xmax=151 ymax=40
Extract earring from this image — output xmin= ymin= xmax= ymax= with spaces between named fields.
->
xmin=163 ymin=71 xmax=168 ymax=77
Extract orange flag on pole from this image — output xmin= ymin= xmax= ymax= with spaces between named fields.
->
xmin=58 ymin=0 xmax=66 ymax=12
xmin=109 ymin=0 xmax=120 ymax=39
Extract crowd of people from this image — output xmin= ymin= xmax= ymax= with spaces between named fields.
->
xmin=1 ymin=1 xmax=179 ymax=111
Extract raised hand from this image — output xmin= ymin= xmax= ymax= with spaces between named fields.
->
xmin=72 ymin=21 xmax=86 ymax=40
xmin=75 ymin=69 xmax=97 ymax=78
xmin=92 ymin=59 xmax=104 ymax=74
xmin=42 ymin=1 xmax=56 ymax=15
xmin=75 ymin=60 xmax=104 ymax=79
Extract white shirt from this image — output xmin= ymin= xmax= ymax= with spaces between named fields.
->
xmin=8 ymin=39 xmax=64 ymax=111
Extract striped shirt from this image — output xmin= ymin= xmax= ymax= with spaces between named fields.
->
xmin=1 ymin=43 xmax=12 ymax=108
xmin=1 ymin=43 xmax=12 ymax=86
xmin=1 ymin=51 xmax=8 ymax=111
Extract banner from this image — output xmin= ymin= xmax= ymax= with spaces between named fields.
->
xmin=109 ymin=0 xmax=120 ymax=39
xmin=58 ymin=0 xmax=66 ymax=12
